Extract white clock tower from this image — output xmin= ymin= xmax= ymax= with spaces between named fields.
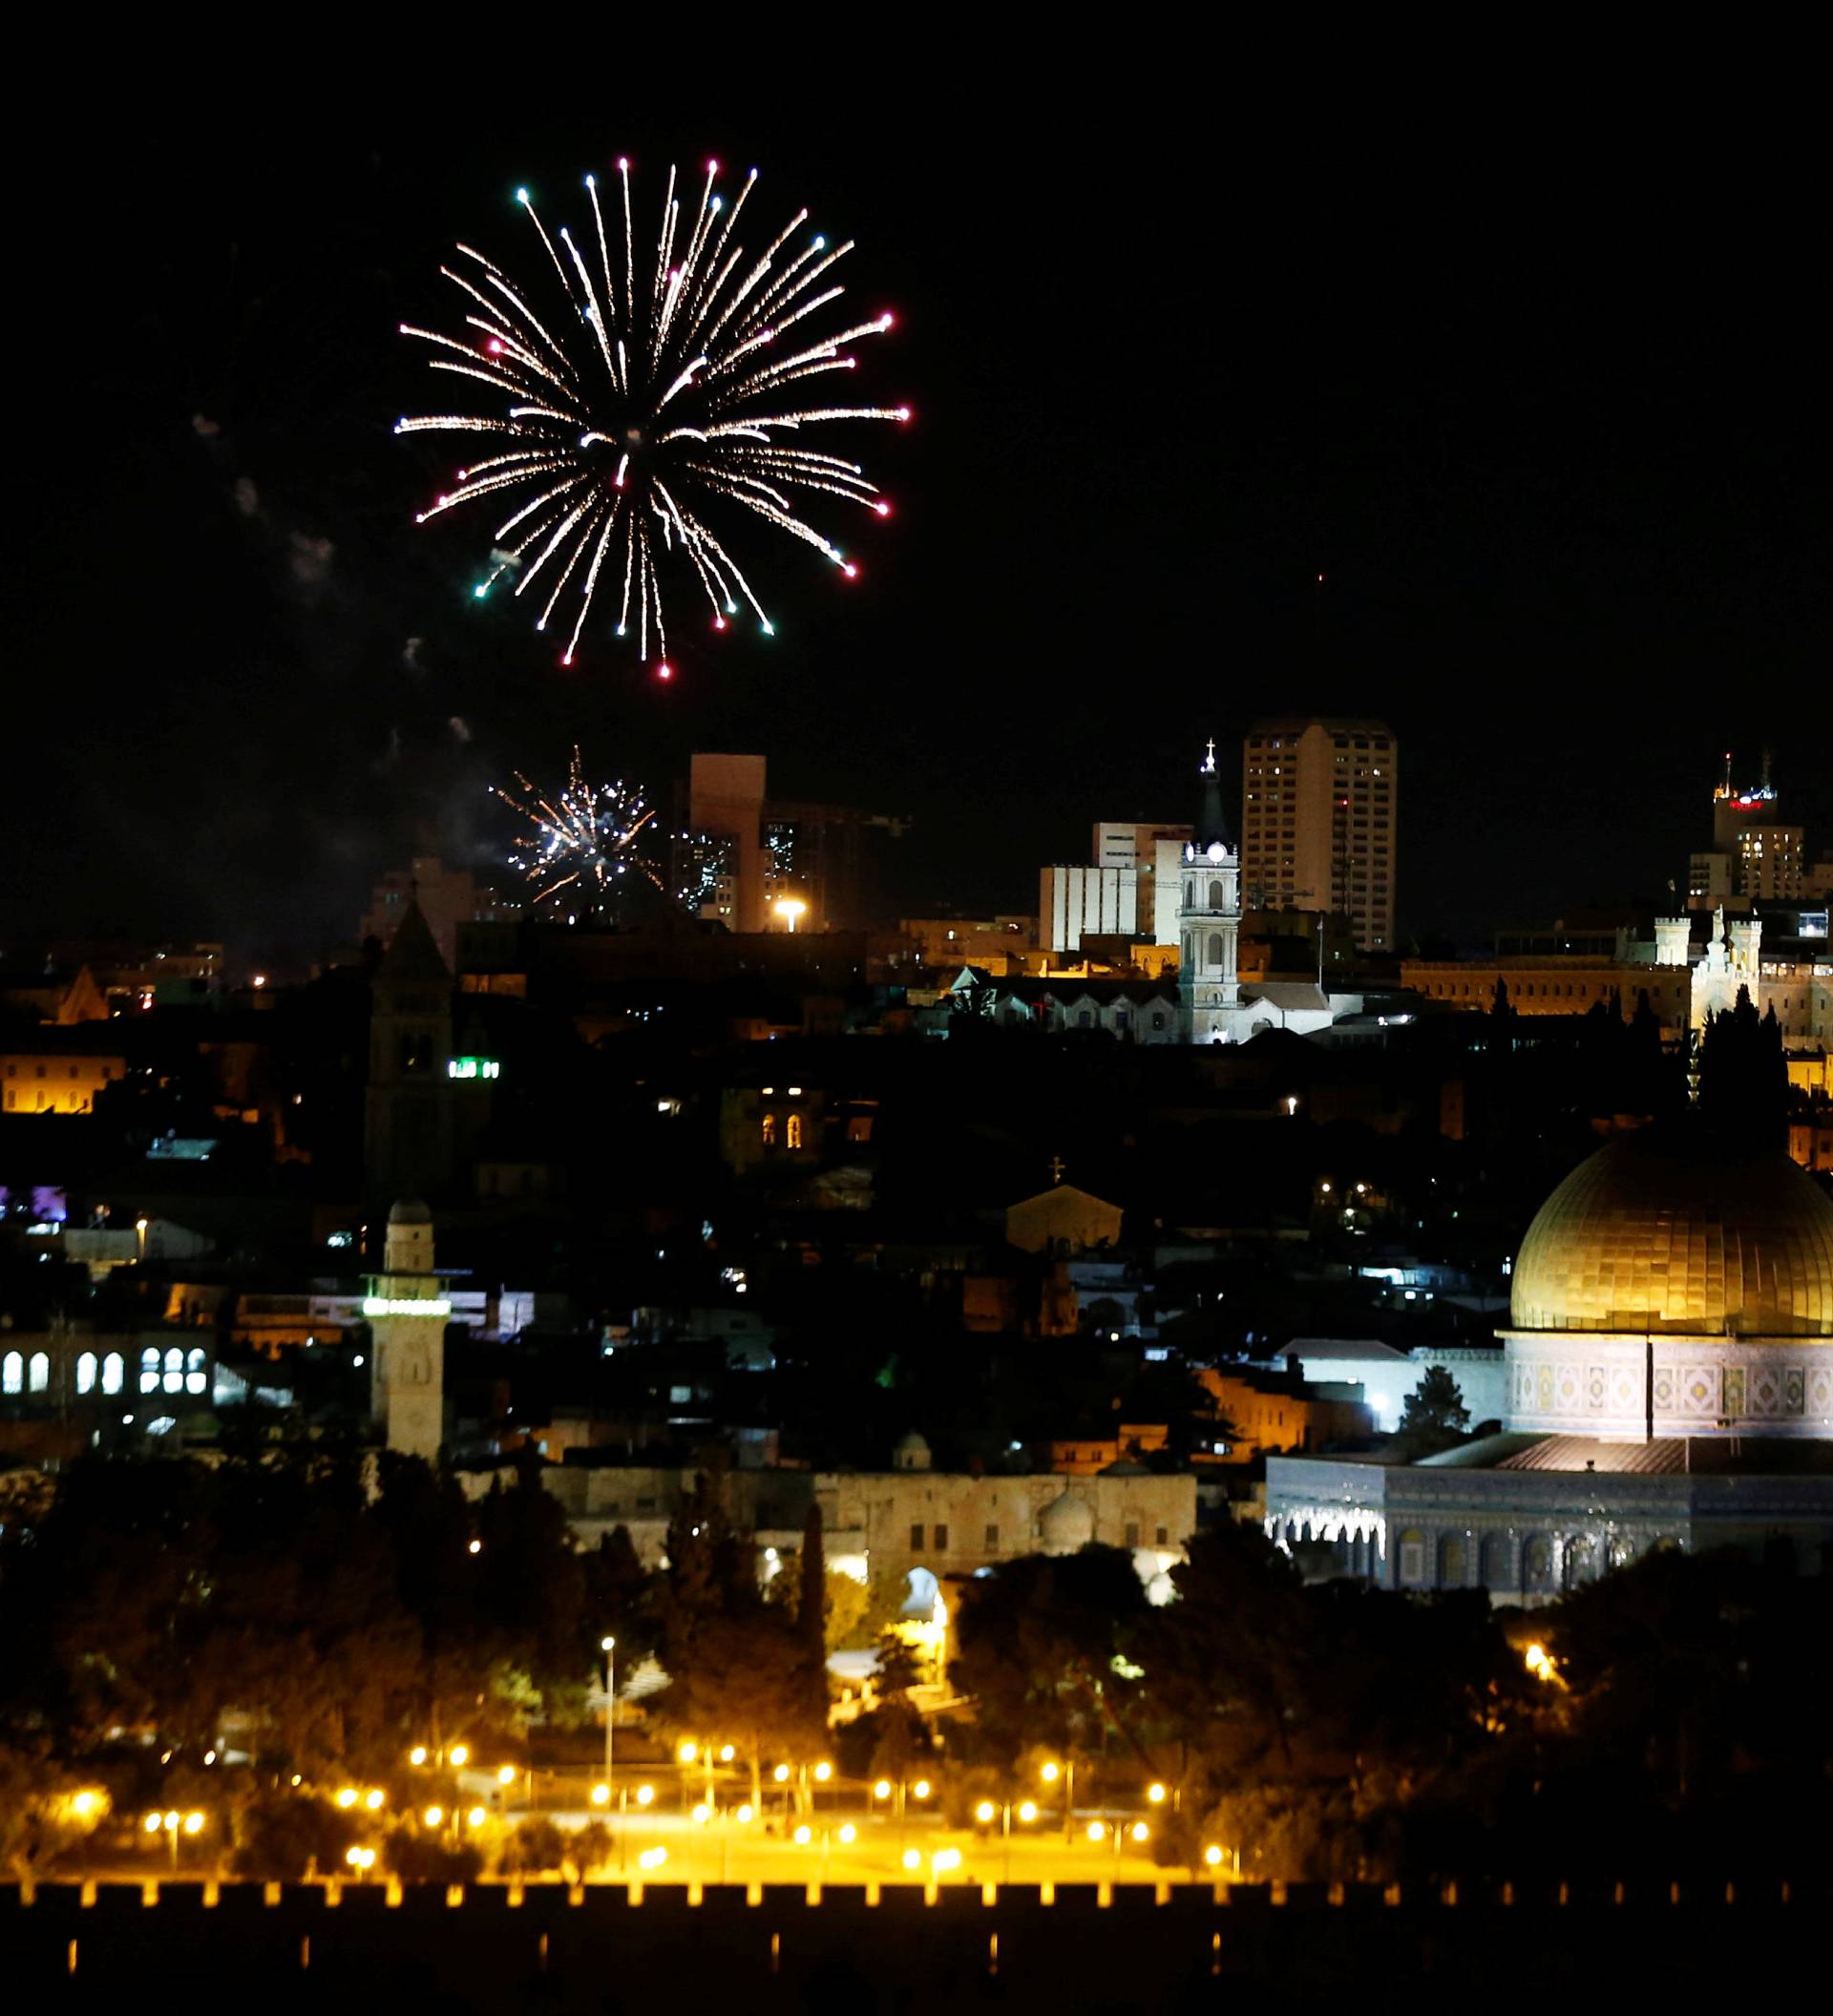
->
xmin=366 ymin=1198 xmax=449 ymax=1462
xmin=1177 ymin=739 xmax=1242 ymax=1043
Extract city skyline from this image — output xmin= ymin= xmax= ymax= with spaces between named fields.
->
xmin=11 ymin=78 xmax=1827 ymax=964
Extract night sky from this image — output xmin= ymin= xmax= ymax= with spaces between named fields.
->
xmin=12 ymin=57 xmax=1828 ymax=969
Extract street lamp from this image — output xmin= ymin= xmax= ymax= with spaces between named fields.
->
xmin=1041 ymin=1757 xmax=1077 ymax=1839
xmin=601 ymin=1632 xmax=617 ymax=1821
xmin=773 ymin=897 xmax=807 ymax=934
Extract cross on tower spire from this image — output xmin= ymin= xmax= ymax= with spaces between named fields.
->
xmin=1201 ymin=737 xmax=1216 ymax=774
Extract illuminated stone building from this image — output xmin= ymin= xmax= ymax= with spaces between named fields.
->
xmin=1265 ymin=1130 xmax=1833 ymax=1597
xmin=366 ymin=1198 xmax=449 ymax=1462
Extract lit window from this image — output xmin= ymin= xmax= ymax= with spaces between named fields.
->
xmin=140 ymin=1347 xmax=160 ymax=1394
xmin=28 ymin=1352 xmax=49 ymax=1394
xmin=1 ymin=1352 xmax=21 ymax=1396
xmin=77 ymin=1352 xmax=97 ymax=1395
xmin=787 ymin=1114 xmax=803 ymax=1149
xmin=761 ymin=1114 xmax=777 ymax=1147
xmin=102 ymin=1354 xmax=123 ymax=1395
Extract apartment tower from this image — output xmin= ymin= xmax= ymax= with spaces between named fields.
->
xmin=1240 ymin=718 xmax=1398 ymax=952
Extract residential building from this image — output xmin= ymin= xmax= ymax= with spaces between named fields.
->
xmin=1240 ymin=717 xmax=1398 ymax=952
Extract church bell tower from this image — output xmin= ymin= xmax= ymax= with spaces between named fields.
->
xmin=1177 ymin=739 xmax=1241 ymax=1043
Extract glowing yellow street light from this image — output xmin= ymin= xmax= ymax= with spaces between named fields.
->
xmin=496 ymin=1766 xmax=516 ymax=1787
xmin=1085 ymin=1821 xmax=1105 ymax=1843
xmin=449 ymin=1744 xmax=470 ymax=1767
xmin=334 ymin=1788 xmax=358 ymax=1810
xmin=774 ymin=1764 xmax=792 ymax=1785
xmin=143 ymin=1813 xmax=163 ymax=1835
xmin=1130 ymin=1822 xmax=1150 ymax=1843
xmin=812 ymin=1760 xmax=832 ymax=1783
xmin=1018 ymin=1800 xmax=1039 ymax=1824
xmin=424 ymin=1807 xmax=444 ymax=1828
xmin=71 ymin=1791 xmax=102 ymax=1819
xmin=736 ymin=1803 xmax=755 ymax=1823
xmin=793 ymin=1824 xmax=813 ymax=1845
xmin=1524 ymin=1641 xmax=1561 ymax=1685
xmin=634 ymin=1784 xmax=654 ymax=1808
xmin=1147 ymin=1782 xmax=1168 ymax=1805
xmin=975 ymin=1800 xmax=996 ymax=1824
xmin=467 ymin=1540 xmax=482 ymax=1556
xmin=679 ymin=1741 xmax=699 ymax=1765
xmin=873 ymin=1779 xmax=892 ymax=1801
xmin=409 ymin=1746 xmax=429 ymax=1767
xmin=837 ymin=1823 xmax=857 ymax=1844
xmin=364 ymin=1789 xmax=385 ymax=1812
xmin=1204 ymin=1845 xmax=1224 ymax=1868
xmin=638 ymin=1847 xmax=667 ymax=1871
xmin=901 ymin=1849 xmax=922 ymax=1871
xmin=590 ymin=1783 xmax=610 ymax=1807
xmin=719 ymin=1744 xmax=735 ymax=1763
xmin=932 ymin=1848 xmax=961 ymax=1874
xmin=773 ymin=897 xmax=808 ymax=934
xmin=183 ymin=1813 xmax=204 ymax=1836
xmin=911 ymin=1779 xmax=932 ymax=1800
xmin=466 ymin=1807 xmax=486 ymax=1829
xmin=1040 ymin=1762 xmax=1061 ymax=1784
xmin=691 ymin=1803 xmax=711 ymax=1825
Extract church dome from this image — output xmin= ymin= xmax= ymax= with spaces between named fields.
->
xmin=389 ymin=1198 xmax=433 ymax=1226
xmin=1039 ymin=1488 xmax=1095 ymax=1555
xmin=1510 ymin=1135 xmax=1833 ymax=1337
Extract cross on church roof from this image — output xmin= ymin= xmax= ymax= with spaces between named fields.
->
xmin=1201 ymin=738 xmax=1216 ymax=774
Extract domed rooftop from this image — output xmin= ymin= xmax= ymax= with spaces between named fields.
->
xmin=1039 ymin=1489 xmax=1096 ymax=1555
xmin=1510 ymin=1135 xmax=1833 ymax=1337
xmin=389 ymin=1198 xmax=433 ymax=1226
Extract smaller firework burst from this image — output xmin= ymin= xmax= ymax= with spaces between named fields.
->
xmin=494 ymin=747 xmax=662 ymax=912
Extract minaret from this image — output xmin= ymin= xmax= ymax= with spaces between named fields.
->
xmin=1177 ymin=739 xmax=1241 ymax=1042
xmin=366 ymin=1198 xmax=448 ymax=1461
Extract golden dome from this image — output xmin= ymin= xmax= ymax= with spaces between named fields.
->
xmin=1510 ymin=1137 xmax=1833 ymax=1337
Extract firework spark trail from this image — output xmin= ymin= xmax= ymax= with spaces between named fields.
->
xmin=493 ymin=748 xmax=663 ymax=910
xmin=399 ymin=160 xmax=905 ymax=675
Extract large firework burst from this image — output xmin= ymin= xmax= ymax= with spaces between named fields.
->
xmin=397 ymin=160 xmax=907 ymax=675
xmin=494 ymin=748 xmax=663 ymax=911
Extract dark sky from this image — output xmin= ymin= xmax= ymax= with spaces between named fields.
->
xmin=11 ymin=51 xmax=1829 ymax=968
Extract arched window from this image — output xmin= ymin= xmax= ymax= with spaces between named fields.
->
xmin=761 ymin=1113 xmax=777 ymax=1148
xmin=787 ymin=1113 xmax=804 ymax=1149
xmin=1522 ymin=1535 xmax=1554 ymax=1592
xmin=1397 ymin=1528 xmax=1426 ymax=1586
xmin=163 ymin=1348 xmax=184 ymax=1395
xmin=76 ymin=1352 xmax=97 ymax=1396
xmin=140 ymin=1346 xmax=160 ymax=1395
xmin=1 ymin=1352 xmax=21 ymax=1396
xmin=1208 ymin=933 xmax=1225 ymax=965
xmin=186 ymin=1348 xmax=208 ymax=1396
xmin=1564 ymin=1536 xmax=1600 ymax=1589
xmin=1438 ymin=1533 xmax=1466 ymax=1587
xmin=28 ymin=1352 xmax=49 ymax=1394
xmin=1209 ymin=879 xmax=1226 ymax=910
xmin=1479 ymin=1532 xmax=1514 ymax=1588
xmin=101 ymin=1354 xmax=123 ymax=1396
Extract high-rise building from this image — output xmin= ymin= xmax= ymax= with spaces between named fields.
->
xmin=1240 ymin=718 xmax=1398 ymax=952
xmin=675 ymin=755 xmax=907 ymax=933
xmin=1093 ymin=822 xmax=1192 ymax=945
xmin=1689 ymin=753 xmax=1808 ymax=909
